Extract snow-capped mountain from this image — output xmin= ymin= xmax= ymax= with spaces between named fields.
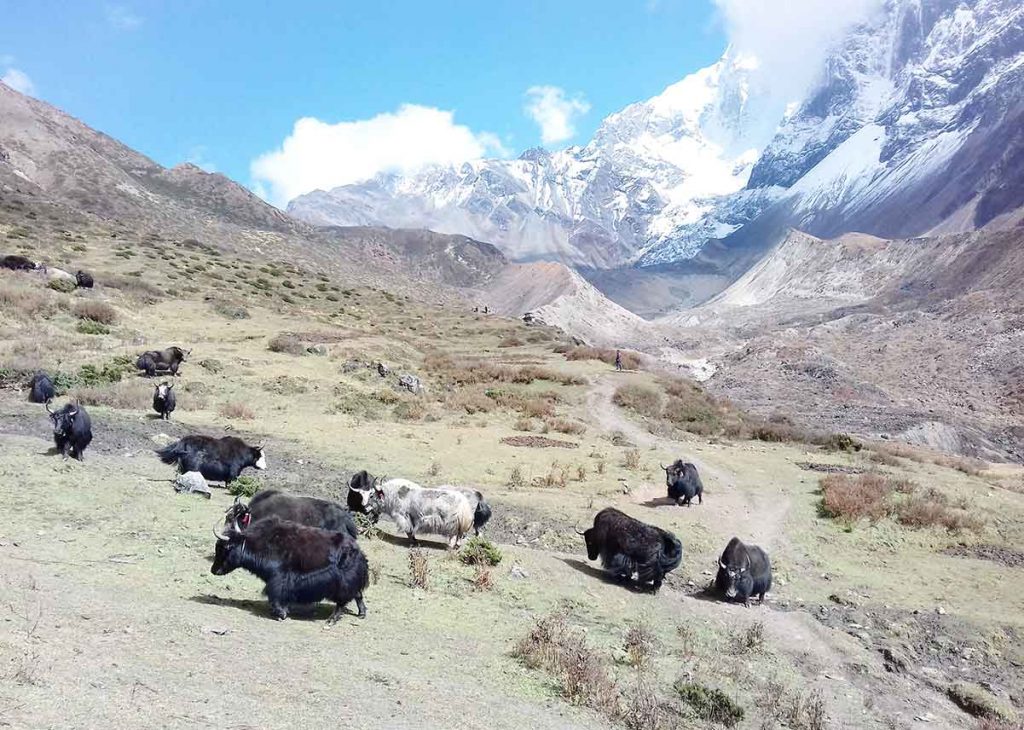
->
xmin=288 ymin=50 xmax=773 ymax=268
xmin=289 ymin=0 xmax=1023 ymax=272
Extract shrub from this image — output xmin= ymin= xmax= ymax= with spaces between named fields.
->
xmin=211 ymin=300 xmax=249 ymax=319
xmin=71 ymin=380 xmax=150 ymax=409
xmin=459 ymin=536 xmax=502 ymax=566
xmin=227 ymin=476 xmax=261 ymax=498
xmin=219 ymin=401 xmax=255 ymax=420
xmin=730 ymin=622 xmax=766 ymax=654
xmin=623 ymin=623 xmax=656 ymax=668
xmin=268 ymin=333 xmax=305 ymax=355
xmin=48 ymin=278 xmax=77 ymax=293
xmin=822 ymin=433 xmax=862 ymax=452
xmin=353 ymin=512 xmax=380 ymax=539
xmin=565 ymin=346 xmax=642 ymax=370
xmin=514 ymin=417 xmax=534 ymax=431
xmin=394 ymin=399 xmax=427 ymax=421
xmin=819 ymin=473 xmax=895 ymax=523
xmin=896 ymin=495 xmax=982 ymax=533
xmin=624 ymin=448 xmax=642 ymax=471
xmin=674 ymin=682 xmax=744 ymax=728
xmin=447 ymin=391 xmax=495 ymax=414
xmin=72 ymin=300 xmax=118 ymax=325
xmin=546 ymin=417 xmax=587 ymax=436
xmin=499 ymin=335 xmax=524 ymax=347
xmin=508 ymin=465 xmax=525 ymax=490
xmin=613 ymin=384 xmax=662 ymax=419
xmin=408 ymin=549 xmax=429 ymax=590
xmin=0 ymin=282 xmax=61 ymax=319
xmin=76 ymin=320 xmax=110 ymax=335
xmin=472 ymin=564 xmax=494 ymax=591
xmin=77 ymin=356 xmax=135 ymax=387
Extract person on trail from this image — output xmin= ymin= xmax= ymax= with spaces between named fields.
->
xmin=615 ymin=350 xmax=623 ymax=371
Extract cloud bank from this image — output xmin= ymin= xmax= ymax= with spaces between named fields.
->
xmin=714 ymin=0 xmax=885 ymax=102
xmin=524 ymin=86 xmax=590 ymax=146
xmin=1 ymin=68 xmax=35 ymax=96
xmin=251 ymin=104 xmax=506 ymax=207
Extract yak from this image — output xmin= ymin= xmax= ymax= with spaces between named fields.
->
xmin=715 ymin=537 xmax=772 ymax=607
xmin=152 ymin=381 xmax=176 ymax=420
xmin=348 ymin=471 xmax=473 ymax=548
xmin=662 ymin=460 xmax=704 ymax=507
xmin=223 ymin=490 xmax=358 ymax=540
xmin=28 ymin=372 xmax=55 ymax=404
xmin=1 ymin=255 xmax=37 ymax=271
xmin=577 ymin=507 xmax=682 ymax=592
xmin=211 ymin=515 xmax=368 ymax=623
xmin=76 ymin=271 xmax=94 ymax=288
xmin=46 ymin=400 xmax=92 ymax=461
xmin=137 ymin=346 xmax=190 ymax=377
xmin=156 ymin=435 xmax=266 ymax=484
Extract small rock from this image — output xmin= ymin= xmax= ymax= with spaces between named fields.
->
xmin=151 ymin=432 xmax=175 ymax=448
xmin=203 ymin=626 xmax=231 ymax=636
xmin=307 ymin=343 xmax=329 ymax=356
xmin=701 ymin=569 xmax=712 ymax=576
xmin=174 ymin=471 xmax=211 ymax=498
xmin=936 ymin=606 xmax=946 ymax=615
xmin=881 ymin=646 xmax=910 ymax=674
xmin=509 ymin=565 xmax=529 ymax=580
xmin=687 ymin=580 xmax=696 ymax=587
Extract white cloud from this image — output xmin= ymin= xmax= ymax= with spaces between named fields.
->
xmin=714 ymin=0 xmax=884 ymax=102
xmin=250 ymin=104 xmax=507 ymax=207
xmin=105 ymin=4 xmax=143 ymax=30
xmin=1 ymin=68 xmax=35 ymax=96
xmin=523 ymin=86 xmax=590 ymax=146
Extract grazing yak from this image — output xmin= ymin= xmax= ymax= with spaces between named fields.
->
xmin=662 ymin=460 xmax=704 ymax=507
xmin=46 ymin=401 xmax=92 ymax=461
xmin=348 ymin=471 xmax=473 ymax=548
xmin=577 ymin=507 xmax=682 ymax=592
xmin=212 ymin=515 xmax=368 ymax=623
xmin=136 ymin=346 xmax=190 ymax=377
xmin=156 ymin=435 xmax=266 ymax=484
xmin=1 ymin=255 xmax=38 ymax=271
xmin=76 ymin=270 xmax=94 ymax=288
xmin=223 ymin=491 xmax=358 ymax=540
xmin=715 ymin=537 xmax=772 ymax=607
xmin=152 ymin=381 xmax=176 ymax=420
xmin=28 ymin=372 xmax=55 ymax=404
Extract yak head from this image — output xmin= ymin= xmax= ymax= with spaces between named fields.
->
xmin=718 ymin=552 xmax=750 ymax=599
xmin=46 ymin=400 xmax=77 ymax=439
xmin=155 ymin=381 xmax=173 ymax=401
xmin=347 ymin=471 xmax=383 ymax=519
xmin=574 ymin=521 xmax=601 ymax=561
xmin=661 ymin=461 xmax=685 ymax=487
xmin=211 ymin=517 xmax=245 ymax=575
xmin=252 ymin=445 xmax=267 ymax=470
xmin=222 ymin=496 xmax=252 ymax=532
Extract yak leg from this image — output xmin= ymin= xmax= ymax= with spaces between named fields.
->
xmin=75 ymin=448 xmax=84 ymax=462
xmin=269 ymin=601 xmax=289 ymax=620
xmin=354 ymin=593 xmax=367 ymax=618
xmin=407 ymin=532 xmax=418 ymax=546
xmin=326 ymin=604 xmax=345 ymax=624
xmin=60 ymin=443 xmax=70 ymax=460
xmin=698 ymin=492 xmax=703 ymax=505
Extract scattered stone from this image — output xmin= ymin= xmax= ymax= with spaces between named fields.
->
xmin=796 ymin=462 xmax=864 ymax=475
xmin=174 ymin=471 xmax=211 ymax=499
xmin=307 ymin=343 xmax=328 ymax=356
xmin=501 ymin=435 xmax=578 ymax=449
xmin=397 ymin=373 xmax=422 ymax=394
xmin=881 ymin=646 xmax=910 ymax=674
xmin=936 ymin=606 xmax=946 ymax=615
xmin=199 ymin=358 xmax=223 ymax=373
xmin=342 ymin=360 xmax=364 ymax=373
xmin=509 ymin=565 xmax=529 ymax=580
xmin=151 ymin=432 xmax=175 ymax=447
xmin=377 ymin=362 xmax=390 ymax=378
xmin=203 ymin=626 xmax=231 ymax=636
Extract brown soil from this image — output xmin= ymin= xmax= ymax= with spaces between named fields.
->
xmin=500 ymin=435 xmax=579 ymax=449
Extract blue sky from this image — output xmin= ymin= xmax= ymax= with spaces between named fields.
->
xmin=1 ymin=1 xmax=731 ymax=203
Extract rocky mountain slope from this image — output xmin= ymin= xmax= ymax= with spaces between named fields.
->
xmin=290 ymin=0 xmax=1023 ymax=282
xmin=0 ymin=83 xmax=507 ymax=294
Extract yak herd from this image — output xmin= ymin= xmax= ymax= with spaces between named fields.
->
xmin=19 ymin=341 xmax=772 ymax=624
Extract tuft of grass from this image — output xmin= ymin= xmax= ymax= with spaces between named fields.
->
xmin=508 ymin=465 xmax=526 ymax=490
xmin=227 ymin=476 xmax=261 ymax=498
xmin=76 ymin=319 xmax=110 ymax=335
xmin=623 ymin=623 xmax=657 ymax=669
xmin=76 ymin=356 xmax=135 ymax=387
xmin=472 ymin=564 xmax=495 ymax=591
xmin=408 ymin=549 xmax=429 ymax=590
xmin=674 ymin=682 xmax=745 ymax=728
xmin=819 ymin=473 xmax=897 ymax=524
xmin=459 ymin=536 xmax=502 ymax=566
xmin=730 ymin=622 xmax=766 ymax=654
xmin=624 ymin=448 xmax=642 ymax=471
xmin=896 ymin=494 xmax=982 ymax=533
xmin=48 ymin=278 xmax=77 ymax=293
xmin=219 ymin=401 xmax=255 ymax=420
xmin=613 ymin=384 xmax=663 ymax=419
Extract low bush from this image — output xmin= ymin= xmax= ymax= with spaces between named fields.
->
xmin=76 ymin=356 xmax=135 ymax=387
xmin=565 ymin=346 xmax=642 ymax=370
xmin=227 ymin=476 xmax=261 ymax=498
xmin=896 ymin=494 xmax=982 ymax=533
xmin=76 ymin=320 xmax=110 ymax=335
xmin=408 ymin=549 xmax=429 ymax=590
xmin=73 ymin=301 xmax=119 ymax=325
xmin=613 ymin=384 xmax=663 ymax=419
xmin=47 ymin=278 xmax=77 ymax=293
xmin=459 ymin=536 xmax=503 ymax=566
xmin=674 ymin=682 xmax=744 ymax=728
xmin=268 ymin=333 xmax=305 ymax=355
xmin=819 ymin=473 xmax=896 ymax=523
xmin=219 ymin=401 xmax=255 ymax=420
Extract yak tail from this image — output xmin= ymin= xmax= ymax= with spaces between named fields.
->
xmin=659 ymin=532 xmax=683 ymax=575
xmin=454 ymin=499 xmax=474 ymax=538
xmin=473 ymin=499 xmax=492 ymax=532
xmin=155 ymin=440 xmax=184 ymax=465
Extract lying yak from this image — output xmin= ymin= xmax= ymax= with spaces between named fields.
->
xmin=156 ymin=435 xmax=266 ymax=484
xmin=46 ymin=400 xmax=92 ymax=461
xmin=577 ymin=507 xmax=682 ymax=592
xmin=715 ymin=537 xmax=772 ymax=606
xmin=137 ymin=346 xmax=191 ymax=377
xmin=348 ymin=471 xmax=473 ymax=548
xmin=76 ymin=270 xmax=94 ymax=288
xmin=152 ymin=381 xmax=176 ymax=420
xmin=212 ymin=515 xmax=368 ymax=623
xmin=223 ymin=490 xmax=358 ymax=540
xmin=662 ymin=460 xmax=704 ymax=507
xmin=28 ymin=372 xmax=55 ymax=404
xmin=1 ymin=255 xmax=37 ymax=271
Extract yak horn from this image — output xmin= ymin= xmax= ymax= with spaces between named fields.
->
xmin=719 ymin=561 xmax=727 ymax=570
xmin=45 ymin=399 xmax=54 ymax=414
xmin=573 ymin=521 xmax=586 ymax=536
xmin=660 ymin=463 xmax=668 ymax=471
xmin=212 ymin=519 xmax=229 ymax=542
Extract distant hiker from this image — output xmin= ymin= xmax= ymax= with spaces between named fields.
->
xmin=615 ymin=350 xmax=623 ymax=371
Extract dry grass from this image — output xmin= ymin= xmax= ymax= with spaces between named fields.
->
xmin=613 ymin=384 xmax=663 ymax=419
xmin=472 ymin=564 xmax=494 ymax=591
xmin=0 ymin=280 xmax=63 ymax=320
xmin=624 ymin=448 xmax=642 ymax=471
xmin=507 ymin=465 xmax=526 ymax=490
xmin=424 ymin=353 xmax=584 ymax=387
xmin=545 ymin=417 xmax=587 ymax=436
xmin=565 ymin=346 xmax=642 ymax=370
xmin=72 ymin=301 xmax=118 ymax=325
xmin=820 ymin=473 xmax=897 ymax=523
xmin=96 ymin=273 xmax=163 ymax=301
xmin=896 ymin=493 xmax=982 ymax=533
xmin=623 ymin=623 xmax=657 ymax=669
xmin=219 ymin=401 xmax=255 ymax=420
xmin=71 ymin=379 xmax=151 ymax=410
xmin=539 ymin=461 xmax=570 ymax=488
xmin=870 ymin=441 xmax=986 ymax=476
xmin=408 ymin=549 xmax=429 ymax=590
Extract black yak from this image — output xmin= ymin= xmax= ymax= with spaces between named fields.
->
xmin=136 ymin=346 xmax=190 ymax=377
xmin=223 ymin=491 xmax=358 ymax=540
xmin=28 ymin=372 xmax=55 ymax=404
xmin=76 ymin=270 xmax=94 ymax=288
xmin=156 ymin=435 xmax=266 ymax=483
xmin=1 ymin=255 xmax=37 ymax=271
xmin=211 ymin=515 xmax=368 ymax=623
xmin=715 ymin=537 xmax=772 ymax=607
xmin=46 ymin=400 xmax=92 ymax=461
xmin=152 ymin=381 xmax=176 ymax=420
xmin=662 ymin=460 xmax=704 ymax=507
xmin=577 ymin=507 xmax=682 ymax=592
